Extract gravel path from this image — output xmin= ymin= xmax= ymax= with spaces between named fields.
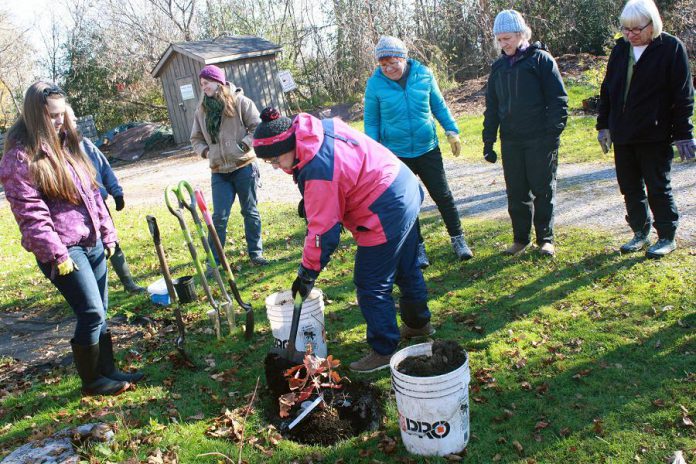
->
xmin=106 ymin=148 xmax=696 ymax=245
xmin=1 ymin=147 xmax=694 ymax=245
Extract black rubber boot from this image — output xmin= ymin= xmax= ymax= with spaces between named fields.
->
xmin=70 ymin=339 xmax=130 ymax=396
xmin=98 ymin=331 xmax=144 ymax=383
xmin=110 ymin=246 xmax=146 ymax=294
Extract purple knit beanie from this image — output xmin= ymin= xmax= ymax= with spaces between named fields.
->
xmin=199 ymin=65 xmax=226 ymax=86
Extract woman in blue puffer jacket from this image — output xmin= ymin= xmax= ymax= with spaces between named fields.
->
xmin=364 ymin=36 xmax=473 ymax=266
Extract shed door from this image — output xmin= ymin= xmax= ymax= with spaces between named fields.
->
xmin=176 ymin=76 xmax=198 ymax=136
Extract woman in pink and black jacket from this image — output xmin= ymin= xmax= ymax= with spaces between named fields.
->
xmin=253 ymin=108 xmax=433 ymax=373
xmin=0 ymin=82 xmax=142 ymax=396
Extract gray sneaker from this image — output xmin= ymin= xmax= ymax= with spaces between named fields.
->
xmin=400 ymin=322 xmax=436 ymax=339
xmin=451 ymin=235 xmax=473 ymax=261
xmin=645 ymin=238 xmax=676 ymax=259
xmin=620 ymin=231 xmax=651 ymax=253
xmin=416 ymin=242 xmax=430 ymax=269
xmin=349 ymin=351 xmax=392 ymax=373
xmin=250 ymin=256 xmax=269 ymax=266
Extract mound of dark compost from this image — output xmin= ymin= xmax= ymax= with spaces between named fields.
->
xmin=262 ymin=380 xmax=383 ymax=446
xmin=397 ymin=340 xmax=467 ymax=377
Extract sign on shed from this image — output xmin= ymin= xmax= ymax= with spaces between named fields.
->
xmin=278 ymin=70 xmax=297 ymax=93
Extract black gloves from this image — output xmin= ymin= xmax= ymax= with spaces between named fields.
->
xmin=483 ymin=142 xmax=498 ymax=164
xmin=292 ymin=274 xmax=315 ymax=299
xmin=114 ymin=195 xmax=125 ymax=211
xmin=297 ymin=199 xmax=306 ymax=219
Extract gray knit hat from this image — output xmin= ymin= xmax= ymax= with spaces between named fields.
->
xmin=374 ymin=36 xmax=408 ymax=60
xmin=493 ymin=10 xmax=526 ymax=35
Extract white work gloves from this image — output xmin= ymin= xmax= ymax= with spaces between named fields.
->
xmin=597 ymin=129 xmax=612 ymax=154
xmin=674 ymin=139 xmax=696 ymax=161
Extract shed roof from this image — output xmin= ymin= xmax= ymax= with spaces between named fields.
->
xmin=152 ymin=35 xmax=282 ymax=77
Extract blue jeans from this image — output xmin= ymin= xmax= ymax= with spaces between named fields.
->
xmin=353 ymin=221 xmax=430 ymax=355
xmin=38 ymin=240 xmax=108 ymax=346
xmin=210 ymin=163 xmax=263 ymax=261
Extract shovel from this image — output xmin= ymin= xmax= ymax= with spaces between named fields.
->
xmin=195 ymin=188 xmax=254 ymax=339
xmin=165 ymin=184 xmax=222 ymax=339
xmin=176 ymin=181 xmax=236 ymax=336
xmin=146 ymin=215 xmax=195 ymax=366
xmin=264 ymin=291 xmax=308 ymax=395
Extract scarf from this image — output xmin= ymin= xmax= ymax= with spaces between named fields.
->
xmin=203 ymin=95 xmax=225 ymax=143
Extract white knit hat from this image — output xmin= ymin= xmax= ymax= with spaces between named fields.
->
xmin=493 ymin=10 xmax=527 ymax=35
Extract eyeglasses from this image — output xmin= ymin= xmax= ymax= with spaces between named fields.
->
xmin=42 ymin=84 xmax=66 ymax=100
xmin=263 ymin=156 xmax=280 ymax=164
xmin=621 ymin=21 xmax=651 ymax=35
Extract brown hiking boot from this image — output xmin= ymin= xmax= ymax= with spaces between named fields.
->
xmin=539 ymin=242 xmax=555 ymax=256
xmin=400 ymin=322 xmax=436 ymax=339
xmin=349 ymin=351 xmax=392 ymax=373
xmin=503 ymin=242 xmax=528 ymax=256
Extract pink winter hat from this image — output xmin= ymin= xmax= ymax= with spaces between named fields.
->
xmin=199 ymin=65 xmax=226 ymax=85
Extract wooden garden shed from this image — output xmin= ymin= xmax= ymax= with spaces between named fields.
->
xmin=152 ymin=35 xmax=288 ymax=144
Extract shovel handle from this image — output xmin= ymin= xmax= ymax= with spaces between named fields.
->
xmin=195 ymin=188 xmax=253 ymax=314
xmin=195 ymin=189 xmax=213 ymax=226
xmin=286 ymin=291 xmax=306 ymax=361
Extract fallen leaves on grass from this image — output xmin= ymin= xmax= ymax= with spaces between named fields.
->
xmin=678 ymin=405 xmax=693 ymax=428
xmin=147 ymin=448 xmax=179 ymax=464
xmin=376 ymin=434 xmax=397 ymax=454
xmin=593 ymin=418 xmax=604 ymax=435
xmin=205 ymin=408 xmax=246 ymax=441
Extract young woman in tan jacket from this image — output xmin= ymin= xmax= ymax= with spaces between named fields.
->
xmin=190 ymin=64 xmax=268 ymax=266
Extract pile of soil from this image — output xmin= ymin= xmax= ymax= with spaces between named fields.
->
xmin=262 ymin=380 xmax=383 ymax=446
xmin=397 ymin=340 xmax=467 ymax=377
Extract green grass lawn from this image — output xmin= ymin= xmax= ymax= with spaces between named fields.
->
xmin=1 ymin=200 xmax=694 ymax=463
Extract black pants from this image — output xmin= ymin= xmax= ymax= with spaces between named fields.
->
xmin=399 ymin=147 xmax=462 ymax=239
xmin=614 ymin=142 xmax=679 ymax=240
xmin=501 ymin=137 xmax=558 ymax=245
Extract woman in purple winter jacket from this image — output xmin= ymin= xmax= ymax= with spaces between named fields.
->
xmin=0 ymin=82 xmax=143 ymax=396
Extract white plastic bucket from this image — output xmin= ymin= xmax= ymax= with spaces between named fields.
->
xmin=390 ymin=342 xmax=470 ymax=457
xmin=265 ymin=288 xmax=327 ymax=358
xmin=147 ymin=277 xmax=170 ymax=306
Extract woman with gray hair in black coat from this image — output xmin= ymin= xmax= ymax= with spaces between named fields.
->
xmin=596 ymin=0 xmax=694 ymax=258
xmin=482 ymin=9 xmax=568 ymax=257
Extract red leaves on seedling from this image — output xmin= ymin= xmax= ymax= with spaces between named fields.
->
xmin=278 ymin=353 xmax=344 ymax=418
xmin=279 ymin=392 xmax=298 ymax=418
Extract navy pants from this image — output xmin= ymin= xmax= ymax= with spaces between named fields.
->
xmin=353 ymin=220 xmax=430 ymax=356
xmin=399 ymin=147 xmax=463 ymax=239
xmin=210 ymin=163 xmax=263 ymax=262
xmin=614 ymin=142 xmax=679 ymax=240
xmin=501 ymin=137 xmax=558 ymax=245
xmin=38 ymin=240 xmax=108 ymax=346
